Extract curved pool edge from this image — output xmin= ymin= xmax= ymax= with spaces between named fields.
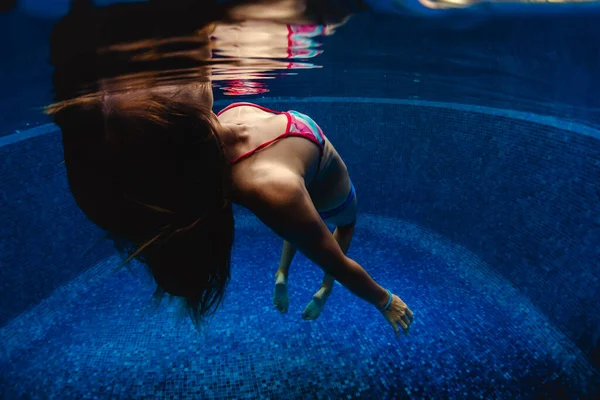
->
xmin=2 ymin=96 xmax=598 ymax=381
xmin=2 ymin=97 xmax=599 ymax=148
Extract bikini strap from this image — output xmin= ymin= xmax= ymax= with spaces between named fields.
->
xmin=231 ymin=131 xmax=291 ymax=164
xmin=230 ymin=112 xmax=293 ymax=164
xmin=217 ymin=102 xmax=285 ymax=116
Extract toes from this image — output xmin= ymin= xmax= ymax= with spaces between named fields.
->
xmin=301 ymin=307 xmax=311 ymax=320
xmin=302 ymin=301 xmax=320 ymax=320
xmin=273 ymin=292 xmax=289 ymax=313
xmin=274 ymin=300 xmax=289 ymax=313
xmin=273 ymin=280 xmax=289 ymax=313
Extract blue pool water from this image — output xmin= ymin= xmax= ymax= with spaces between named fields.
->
xmin=2 ymin=98 xmax=599 ymax=398
xmin=2 ymin=2 xmax=600 ymax=399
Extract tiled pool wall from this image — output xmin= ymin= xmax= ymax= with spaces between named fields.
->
xmin=1 ymin=98 xmax=598 ymax=372
xmin=249 ymin=98 xmax=600 ymax=369
xmin=0 ymin=130 xmax=115 ymax=326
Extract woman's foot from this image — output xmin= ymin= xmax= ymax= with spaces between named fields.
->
xmin=273 ymin=272 xmax=289 ymax=313
xmin=301 ymin=287 xmax=332 ymax=320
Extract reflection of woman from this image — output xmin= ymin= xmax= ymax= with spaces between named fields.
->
xmin=210 ymin=19 xmax=345 ymax=95
xmin=210 ymin=20 xmax=344 ymax=60
xmin=51 ymin=78 xmax=413 ymax=336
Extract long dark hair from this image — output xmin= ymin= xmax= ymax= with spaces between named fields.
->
xmin=51 ymin=87 xmax=234 ymax=327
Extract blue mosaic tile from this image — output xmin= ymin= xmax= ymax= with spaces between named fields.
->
xmin=0 ymin=132 xmax=115 ymax=326
xmin=0 ymin=214 xmax=597 ymax=399
xmin=1 ymin=99 xmax=599 ymax=398
xmin=250 ymin=100 xmax=600 ymax=372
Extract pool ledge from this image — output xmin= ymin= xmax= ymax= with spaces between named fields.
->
xmin=2 ymin=97 xmax=599 ymax=148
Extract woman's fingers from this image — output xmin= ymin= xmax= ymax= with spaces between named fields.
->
xmin=384 ymin=294 xmax=414 ymax=337
xmin=398 ymin=318 xmax=408 ymax=331
xmin=401 ymin=314 xmax=411 ymax=327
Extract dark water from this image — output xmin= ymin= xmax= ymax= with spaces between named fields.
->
xmin=1 ymin=1 xmax=600 ymax=398
xmin=2 ymin=0 xmax=600 ymax=135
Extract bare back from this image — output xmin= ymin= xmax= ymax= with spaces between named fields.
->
xmin=217 ymin=104 xmax=352 ymax=212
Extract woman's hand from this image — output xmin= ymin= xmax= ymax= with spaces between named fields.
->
xmin=380 ymin=294 xmax=414 ymax=337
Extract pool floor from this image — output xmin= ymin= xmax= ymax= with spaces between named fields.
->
xmin=0 ymin=214 xmax=597 ymax=399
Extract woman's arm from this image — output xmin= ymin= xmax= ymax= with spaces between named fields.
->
xmin=240 ymin=173 xmax=390 ymax=309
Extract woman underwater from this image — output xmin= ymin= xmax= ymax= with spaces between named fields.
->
xmin=49 ymin=1 xmax=413 ymax=337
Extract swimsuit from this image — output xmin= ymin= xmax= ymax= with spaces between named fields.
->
xmin=318 ymin=181 xmax=356 ymax=221
xmin=217 ymin=102 xmax=325 ymax=167
xmin=217 ymin=102 xmax=356 ymax=221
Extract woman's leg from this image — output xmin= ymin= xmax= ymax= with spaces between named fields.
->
xmin=273 ymin=240 xmax=296 ymax=313
xmin=276 ymin=240 xmax=296 ymax=279
xmin=302 ymin=222 xmax=355 ymax=320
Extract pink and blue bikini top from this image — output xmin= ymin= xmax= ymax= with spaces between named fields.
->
xmin=216 ymin=102 xmax=326 ymax=169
